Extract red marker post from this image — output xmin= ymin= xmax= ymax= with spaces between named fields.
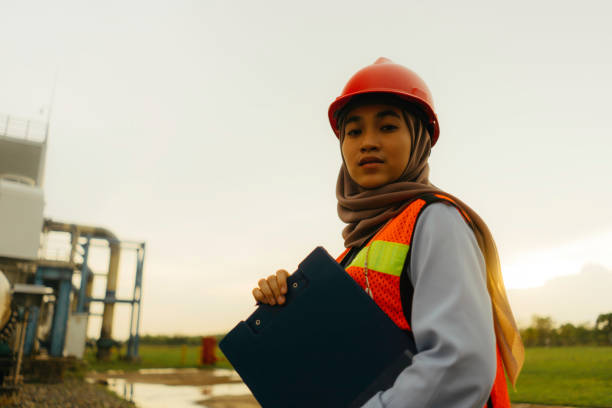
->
xmin=200 ymin=336 xmax=218 ymax=365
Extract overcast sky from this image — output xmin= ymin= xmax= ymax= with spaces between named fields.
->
xmin=1 ymin=0 xmax=611 ymax=337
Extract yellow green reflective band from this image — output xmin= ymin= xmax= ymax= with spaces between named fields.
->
xmin=347 ymin=240 xmax=409 ymax=277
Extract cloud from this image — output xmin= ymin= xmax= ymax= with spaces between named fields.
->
xmin=507 ymin=264 xmax=612 ymax=327
xmin=503 ymin=230 xmax=612 ymax=289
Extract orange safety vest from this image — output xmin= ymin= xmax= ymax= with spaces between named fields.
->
xmin=336 ymin=194 xmax=510 ymax=408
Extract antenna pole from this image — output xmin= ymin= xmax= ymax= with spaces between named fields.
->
xmin=45 ymin=69 xmax=58 ymax=143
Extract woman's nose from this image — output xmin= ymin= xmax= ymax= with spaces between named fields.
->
xmin=360 ymin=130 xmax=380 ymax=152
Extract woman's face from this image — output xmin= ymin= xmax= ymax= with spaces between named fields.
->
xmin=341 ymin=104 xmax=412 ymax=189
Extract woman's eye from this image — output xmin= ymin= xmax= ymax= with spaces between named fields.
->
xmin=346 ymin=129 xmax=361 ymax=136
xmin=381 ymin=124 xmax=398 ymax=131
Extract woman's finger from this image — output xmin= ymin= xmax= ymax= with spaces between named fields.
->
xmin=276 ymin=269 xmax=289 ymax=295
xmin=267 ymin=275 xmax=283 ymax=303
xmin=258 ymin=278 xmax=276 ymax=305
xmin=252 ymin=287 xmax=266 ymax=303
xmin=269 ymin=273 xmax=288 ymax=304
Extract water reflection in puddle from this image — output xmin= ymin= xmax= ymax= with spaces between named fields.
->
xmin=109 ymin=379 xmax=203 ymax=408
xmin=106 ymin=371 xmax=252 ymax=408
xmin=201 ymin=382 xmax=252 ymax=397
xmin=138 ymin=368 xmax=200 ymax=375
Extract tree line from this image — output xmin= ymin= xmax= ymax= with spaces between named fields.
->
xmin=138 ymin=334 xmax=224 ymax=345
xmin=520 ymin=313 xmax=612 ymax=347
xmin=134 ymin=313 xmax=612 ymax=348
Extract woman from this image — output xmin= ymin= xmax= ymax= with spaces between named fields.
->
xmin=252 ymin=58 xmax=524 ymax=408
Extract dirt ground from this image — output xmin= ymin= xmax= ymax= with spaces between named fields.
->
xmin=0 ymin=378 xmax=135 ymax=408
xmin=88 ymin=368 xmax=244 ymax=387
xmin=197 ymin=394 xmax=260 ymax=408
xmin=87 ymin=369 xmax=576 ymax=408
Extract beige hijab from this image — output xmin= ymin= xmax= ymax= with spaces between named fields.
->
xmin=335 ymin=98 xmax=525 ymax=385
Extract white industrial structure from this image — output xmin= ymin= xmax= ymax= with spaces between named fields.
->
xmin=0 ymin=114 xmax=46 ymax=263
xmin=0 ymin=113 xmax=145 ymax=389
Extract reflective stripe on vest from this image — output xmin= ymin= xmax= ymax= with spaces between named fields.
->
xmin=337 ymin=195 xmax=510 ymax=408
xmin=346 ymin=240 xmax=409 ymax=277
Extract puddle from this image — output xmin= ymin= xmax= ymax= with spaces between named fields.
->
xmin=109 ymin=379 xmax=203 ymax=408
xmin=201 ymin=382 xmax=252 ymax=397
xmin=211 ymin=368 xmax=241 ymax=381
xmin=105 ymin=369 xmax=252 ymax=408
xmin=138 ymin=368 xmax=200 ymax=375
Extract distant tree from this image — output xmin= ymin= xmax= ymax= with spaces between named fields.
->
xmin=558 ymin=323 xmax=578 ymax=346
xmin=595 ymin=313 xmax=612 ymax=345
xmin=520 ymin=327 xmax=538 ymax=347
xmin=532 ymin=315 xmax=556 ymax=346
xmin=575 ymin=324 xmax=595 ymax=345
xmin=518 ymin=313 xmax=612 ymax=347
xmin=139 ymin=334 xmax=203 ymax=346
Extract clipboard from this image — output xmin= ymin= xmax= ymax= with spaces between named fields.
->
xmin=219 ymin=247 xmax=416 ymax=408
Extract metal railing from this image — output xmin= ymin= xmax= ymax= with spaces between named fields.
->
xmin=0 ymin=114 xmax=47 ymax=143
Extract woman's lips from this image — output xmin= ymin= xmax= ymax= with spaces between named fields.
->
xmin=359 ymin=157 xmax=384 ymax=167
xmin=360 ymin=162 xmax=383 ymax=169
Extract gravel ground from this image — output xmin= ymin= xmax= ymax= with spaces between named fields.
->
xmin=0 ymin=380 xmax=578 ymax=408
xmin=0 ymin=378 xmax=135 ymax=408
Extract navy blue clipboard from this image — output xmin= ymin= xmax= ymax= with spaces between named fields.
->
xmin=219 ymin=247 xmax=416 ymax=408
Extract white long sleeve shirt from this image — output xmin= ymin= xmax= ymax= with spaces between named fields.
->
xmin=361 ymin=203 xmax=497 ymax=408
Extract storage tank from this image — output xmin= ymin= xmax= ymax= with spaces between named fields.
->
xmin=0 ymin=115 xmax=47 ymax=264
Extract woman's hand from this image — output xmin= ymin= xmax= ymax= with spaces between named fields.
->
xmin=252 ymin=269 xmax=289 ymax=306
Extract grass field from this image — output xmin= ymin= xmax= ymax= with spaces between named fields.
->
xmin=84 ymin=344 xmax=232 ymax=372
xmin=86 ymin=345 xmax=612 ymax=407
xmin=508 ymin=347 xmax=612 ymax=407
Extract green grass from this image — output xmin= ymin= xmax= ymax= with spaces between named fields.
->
xmin=509 ymin=347 xmax=612 ymax=407
xmin=84 ymin=344 xmax=232 ymax=372
xmin=85 ymin=344 xmax=612 ymax=407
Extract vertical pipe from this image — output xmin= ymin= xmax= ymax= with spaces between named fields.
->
xmin=85 ymin=271 xmax=94 ymax=312
xmin=98 ymin=240 xmax=120 ymax=359
xmin=69 ymin=226 xmax=79 ymax=265
xmin=126 ymin=251 xmax=135 ymax=359
xmin=23 ymin=306 xmax=39 ymax=355
xmin=24 ymin=272 xmax=46 ymax=355
xmin=76 ymin=238 xmax=90 ymax=314
xmin=133 ymin=244 xmax=145 ymax=358
xmin=50 ymin=273 xmax=72 ymax=357
xmin=127 ymin=302 xmax=135 ymax=359
xmin=84 ymin=267 xmax=94 ymax=337
xmin=127 ymin=245 xmax=144 ymax=360
xmin=14 ymin=310 xmax=29 ymax=386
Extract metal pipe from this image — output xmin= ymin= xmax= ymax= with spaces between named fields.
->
xmin=14 ymin=310 xmax=29 ymax=386
xmin=131 ymin=243 xmax=145 ymax=359
xmin=43 ymin=219 xmax=118 ymax=245
xmin=102 ymin=241 xmax=121 ymax=341
xmin=69 ymin=225 xmax=79 ymax=264
xmin=76 ymin=239 xmax=90 ymax=314
xmin=43 ymin=219 xmax=121 ymax=360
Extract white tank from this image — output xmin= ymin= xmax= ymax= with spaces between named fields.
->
xmin=0 ymin=178 xmax=44 ymax=260
xmin=0 ymin=117 xmax=47 ymax=261
xmin=0 ymin=271 xmax=11 ymax=329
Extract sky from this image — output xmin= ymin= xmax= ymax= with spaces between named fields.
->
xmin=1 ymin=0 xmax=611 ymax=337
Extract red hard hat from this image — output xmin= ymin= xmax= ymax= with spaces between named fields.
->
xmin=328 ymin=57 xmax=440 ymax=146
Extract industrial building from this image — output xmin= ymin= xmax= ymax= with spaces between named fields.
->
xmin=0 ymin=113 xmax=145 ymax=389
